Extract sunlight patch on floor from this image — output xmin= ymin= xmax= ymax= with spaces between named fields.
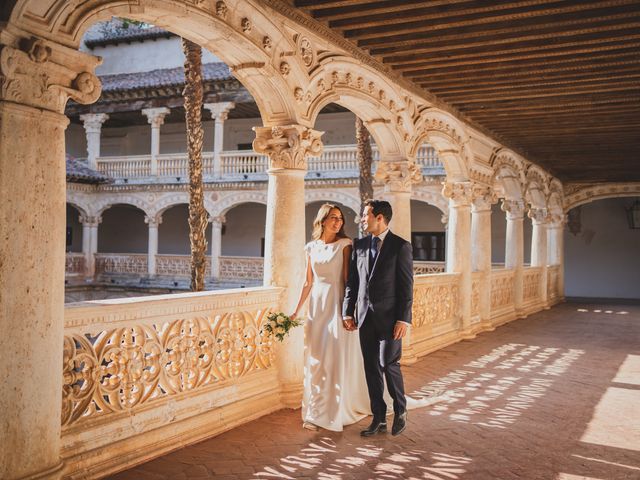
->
xmin=556 ymin=473 xmax=606 ymax=480
xmin=581 ymin=387 xmax=640 ymax=451
xmin=612 ymin=354 xmax=640 ymax=385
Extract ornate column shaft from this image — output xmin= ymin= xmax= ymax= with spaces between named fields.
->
xmin=210 ymin=215 xmax=225 ymax=280
xmin=503 ymin=199 xmax=526 ymax=316
xmin=374 ymin=160 xmax=422 ymax=241
xmin=204 ymin=102 xmax=235 ymax=178
xmin=530 ymin=207 xmax=549 ymax=307
xmin=0 ymin=31 xmax=101 ymax=480
xmin=142 ymin=107 xmax=170 ymax=175
xmin=471 ymin=186 xmax=496 ymax=329
xmin=79 ymin=113 xmax=108 ymax=170
xmin=253 ymin=124 xmax=323 ymax=407
xmin=443 ymin=182 xmax=474 ymax=336
xmin=145 ymin=215 xmax=162 ymax=276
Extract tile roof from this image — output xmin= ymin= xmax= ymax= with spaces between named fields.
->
xmin=84 ymin=25 xmax=174 ymax=48
xmin=66 ymin=155 xmax=112 ymax=184
xmin=100 ymin=63 xmax=234 ymax=93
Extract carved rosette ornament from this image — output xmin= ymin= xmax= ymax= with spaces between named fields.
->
xmin=375 ymin=161 xmax=422 ymax=193
xmin=442 ymin=181 xmax=474 ymax=207
xmin=298 ymin=36 xmax=314 ymax=67
xmin=252 ymin=125 xmax=323 ymax=171
xmin=501 ymin=198 xmax=526 ymax=219
xmin=215 ymin=1 xmax=228 ymax=18
xmin=0 ymin=35 xmax=101 ymax=113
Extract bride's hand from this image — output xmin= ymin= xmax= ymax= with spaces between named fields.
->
xmin=290 ymin=313 xmax=297 ymax=321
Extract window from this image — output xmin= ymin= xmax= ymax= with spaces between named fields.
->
xmin=237 ymin=142 xmax=253 ymax=150
xmin=411 ymin=232 xmax=445 ymax=261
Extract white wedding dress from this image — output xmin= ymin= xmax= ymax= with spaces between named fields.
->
xmin=301 ymin=237 xmax=442 ymax=432
xmin=302 ymin=237 xmax=371 ymax=431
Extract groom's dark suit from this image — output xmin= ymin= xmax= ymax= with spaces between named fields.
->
xmin=343 ymin=230 xmax=414 ymax=419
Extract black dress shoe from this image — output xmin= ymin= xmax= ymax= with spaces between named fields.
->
xmin=391 ymin=411 xmax=407 ymax=436
xmin=360 ymin=418 xmax=387 ymax=437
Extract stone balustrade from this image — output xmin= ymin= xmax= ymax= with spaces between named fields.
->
xmin=522 ymin=266 xmax=543 ymax=313
xmin=547 ymin=265 xmax=561 ymax=302
xmin=65 ymin=253 xmax=86 ymax=276
xmin=219 ymin=256 xmax=264 ymax=280
xmin=94 ymin=144 xmax=441 ymax=181
xmin=413 ymin=261 xmax=446 ymax=275
xmin=491 ymin=268 xmax=516 ymax=325
xmin=95 ymin=253 xmax=148 ymax=275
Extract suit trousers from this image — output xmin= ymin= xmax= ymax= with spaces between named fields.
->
xmin=359 ymin=309 xmax=407 ymax=419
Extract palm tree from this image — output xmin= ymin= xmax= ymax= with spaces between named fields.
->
xmin=182 ymin=38 xmax=208 ymax=291
xmin=355 ymin=117 xmax=374 ymax=213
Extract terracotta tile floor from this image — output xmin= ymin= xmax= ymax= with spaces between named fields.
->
xmin=109 ymin=302 xmax=640 ymax=480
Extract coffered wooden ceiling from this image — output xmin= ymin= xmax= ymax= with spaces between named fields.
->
xmin=293 ymin=0 xmax=640 ymax=182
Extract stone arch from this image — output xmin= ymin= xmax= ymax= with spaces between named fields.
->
xmin=547 ymin=179 xmax=564 ymax=217
xmin=411 ymin=109 xmax=471 ymax=182
xmin=65 ymin=193 xmax=89 ymax=218
xmin=9 ymin=0 xmax=300 ymax=125
xmin=410 ymin=188 xmax=448 ymax=215
xmin=304 ymin=57 xmax=411 ymax=160
xmin=148 ymin=192 xmax=191 ymax=220
xmin=490 ymin=148 xmax=525 ymax=201
xmin=524 ymin=165 xmax=549 ymax=209
xmin=304 ymin=190 xmax=360 ymax=215
xmin=211 ymin=191 xmax=268 ymax=218
xmin=564 ymin=182 xmax=640 ymax=212
xmin=93 ymin=195 xmax=151 ymax=218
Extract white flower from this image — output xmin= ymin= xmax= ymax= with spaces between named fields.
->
xmin=277 ymin=315 xmax=285 ymax=325
xmin=276 ymin=326 xmax=285 ymax=334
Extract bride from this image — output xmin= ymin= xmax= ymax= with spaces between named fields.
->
xmin=290 ymin=203 xmax=370 ymax=431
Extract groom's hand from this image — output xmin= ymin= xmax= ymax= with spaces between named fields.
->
xmin=342 ymin=317 xmax=356 ymax=331
xmin=393 ymin=321 xmax=408 ymax=340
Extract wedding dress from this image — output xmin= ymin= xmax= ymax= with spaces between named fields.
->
xmin=302 ymin=237 xmax=371 ymax=431
xmin=301 ymin=237 xmax=442 ymax=432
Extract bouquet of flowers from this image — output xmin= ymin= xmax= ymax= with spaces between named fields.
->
xmin=264 ymin=312 xmax=301 ymax=342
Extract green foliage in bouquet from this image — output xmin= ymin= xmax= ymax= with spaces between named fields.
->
xmin=264 ymin=312 xmax=301 ymax=342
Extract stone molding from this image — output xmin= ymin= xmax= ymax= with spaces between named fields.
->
xmin=471 ymin=185 xmax=498 ymax=212
xmin=252 ymin=125 xmax=323 ymax=171
xmin=375 ymin=160 xmax=422 ymax=193
xmin=0 ymin=32 xmax=101 ymax=113
xmin=80 ymin=113 xmax=109 ymax=132
xmin=564 ymin=182 xmax=640 ymax=212
xmin=142 ymin=107 xmax=170 ymax=127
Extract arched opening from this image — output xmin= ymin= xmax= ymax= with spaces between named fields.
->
xmin=222 ymin=202 xmax=267 ymax=257
xmin=158 ymin=204 xmax=212 ymax=255
xmin=565 ymin=197 xmax=640 ymax=300
xmin=410 ymin=200 xmax=446 ymax=267
xmin=99 ymin=204 xmax=148 ymax=253
xmin=65 ymin=204 xmax=83 ymax=253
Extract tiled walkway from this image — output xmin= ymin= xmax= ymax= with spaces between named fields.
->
xmin=110 ymin=302 xmax=640 ymax=480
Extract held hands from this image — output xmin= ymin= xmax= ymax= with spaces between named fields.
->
xmin=342 ymin=317 xmax=357 ymax=331
xmin=393 ymin=321 xmax=408 ymax=340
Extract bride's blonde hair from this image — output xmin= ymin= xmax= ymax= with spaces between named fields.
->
xmin=311 ymin=203 xmax=348 ymax=241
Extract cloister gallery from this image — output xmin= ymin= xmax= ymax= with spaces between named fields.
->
xmin=1 ymin=1 xmax=639 ymax=479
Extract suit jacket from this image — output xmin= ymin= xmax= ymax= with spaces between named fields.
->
xmin=342 ymin=231 xmax=414 ymax=329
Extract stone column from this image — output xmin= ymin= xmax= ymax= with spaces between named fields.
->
xmin=374 ymin=160 xmax=422 ymax=241
xmin=471 ymin=186 xmax=496 ymax=330
xmin=503 ymin=199 xmax=526 ymax=317
xmin=253 ymin=124 xmax=323 ymax=407
xmin=80 ymin=215 xmax=101 ymax=279
xmin=210 ymin=215 xmax=225 ymax=280
xmin=529 ymin=207 xmax=549 ymax=307
xmin=142 ymin=107 xmax=170 ymax=176
xmin=547 ymin=214 xmax=566 ymax=301
xmin=79 ymin=113 xmax=108 ymax=170
xmin=204 ymin=102 xmax=235 ymax=178
xmin=145 ymin=215 xmax=162 ymax=276
xmin=443 ymin=182 xmax=474 ymax=336
xmin=0 ymin=32 xmax=101 ymax=479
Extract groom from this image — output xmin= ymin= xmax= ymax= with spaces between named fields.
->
xmin=342 ymin=199 xmax=414 ymax=436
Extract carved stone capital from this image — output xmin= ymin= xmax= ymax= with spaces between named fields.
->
xmin=528 ymin=207 xmax=549 ymax=224
xmin=80 ymin=113 xmax=109 ymax=133
xmin=210 ymin=215 xmax=226 ymax=226
xmin=252 ymin=125 xmax=323 ymax=171
xmin=501 ymin=199 xmax=526 ymax=219
xmin=547 ymin=213 xmax=567 ymax=228
xmin=442 ymin=181 xmax=474 ymax=207
xmin=145 ymin=215 xmax=163 ymax=228
xmin=471 ymin=185 xmax=498 ymax=212
xmin=0 ymin=33 xmax=101 ymax=113
xmin=204 ymin=101 xmax=235 ymax=121
xmin=142 ymin=107 xmax=170 ymax=128
xmin=79 ymin=215 xmax=102 ymax=227
xmin=375 ymin=160 xmax=422 ymax=193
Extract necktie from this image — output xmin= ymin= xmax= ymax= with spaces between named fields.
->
xmin=369 ymin=236 xmax=380 ymax=271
